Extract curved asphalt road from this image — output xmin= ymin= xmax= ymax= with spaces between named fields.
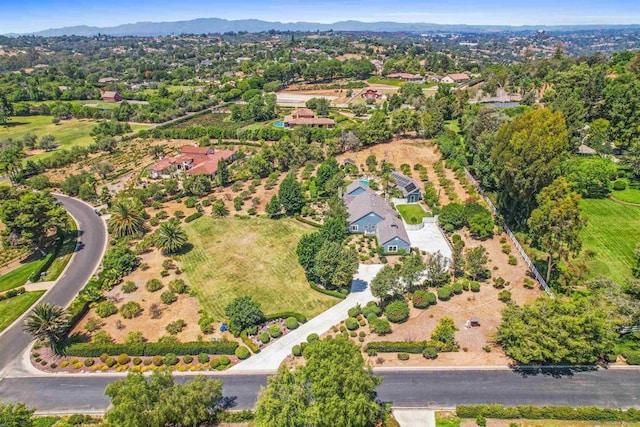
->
xmin=0 ymin=368 xmax=639 ymax=414
xmin=0 ymin=195 xmax=107 ymax=371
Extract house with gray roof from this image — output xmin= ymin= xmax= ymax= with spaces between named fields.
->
xmin=343 ymin=181 xmax=411 ymax=253
xmin=390 ymin=171 xmax=421 ymax=203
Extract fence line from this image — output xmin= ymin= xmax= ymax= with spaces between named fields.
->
xmin=464 ymin=168 xmax=555 ymax=298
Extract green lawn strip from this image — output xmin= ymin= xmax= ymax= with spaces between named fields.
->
xmin=180 ymin=216 xmax=338 ymax=320
xmin=576 ymin=199 xmax=640 ymax=284
xmin=396 ymin=204 xmax=431 ymax=224
xmin=611 ymin=188 xmax=640 ymax=205
xmin=0 ymin=258 xmax=46 ymax=292
xmin=367 ymin=77 xmax=403 ymax=87
xmin=0 ymin=291 xmax=46 ymax=332
xmin=43 ymin=216 xmax=78 ymax=281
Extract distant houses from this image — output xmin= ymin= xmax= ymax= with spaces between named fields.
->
xmin=148 ymin=145 xmax=236 ymax=179
xmin=343 ymin=181 xmax=411 ymax=253
xmin=101 ymin=90 xmax=123 ymax=103
xmin=441 ymin=73 xmax=470 ymax=84
xmin=283 ymin=108 xmax=335 ymax=129
xmin=386 ymin=72 xmax=424 ymax=83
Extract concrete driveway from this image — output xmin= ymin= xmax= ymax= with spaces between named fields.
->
xmin=229 ymin=264 xmax=382 ymax=372
xmin=407 ymin=223 xmax=452 ymax=262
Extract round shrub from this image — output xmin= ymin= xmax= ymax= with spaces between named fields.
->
xmin=451 ymin=282 xmax=463 ymax=295
xmin=423 ymin=345 xmax=438 ymax=360
xmin=84 ymin=358 xmax=95 ymax=367
xmin=613 ymin=179 xmax=627 ymax=191
xmin=132 ymin=357 xmax=142 ymax=366
xmin=160 ymin=291 xmax=177 ymax=305
xmin=95 ymin=301 xmax=117 ymax=318
xmin=146 ymin=279 xmax=163 ymax=292
xmin=292 ymin=344 xmax=302 ymax=357
xmin=371 ymin=318 xmax=392 ymax=335
xmin=437 ymin=286 xmax=452 ymax=301
xmin=307 ymin=333 xmax=319 ymax=343
xmin=219 ymin=356 xmax=231 ymax=366
xmin=348 ymin=306 xmax=361 ymax=318
xmin=105 ymin=357 xmax=117 ymax=368
xmin=197 ymin=353 xmax=209 ymax=364
xmin=235 ymin=346 xmax=250 ymax=360
xmin=498 ymin=290 xmax=512 ymax=303
xmin=152 ymin=355 xmax=164 ymax=366
xmin=268 ymin=325 xmax=282 ymax=338
xmin=412 ymin=290 xmax=436 ymax=309
xmin=183 ymin=355 xmax=193 ymax=364
xmin=259 ymin=332 xmax=270 ymax=344
xmin=397 ymin=353 xmax=410 ymax=361
xmin=362 ymin=303 xmax=382 ymax=318
xmin=209 ymin=358 xmax=220 ymax=369
xmin=169 ymin=279 xmax=188 ymax=294
xmin=284 ymin=317 xmax=299 ymax=330
xmin=470 ymin=281 xmax=480 ymax=292
xmin=143 ymin=359 xmax=153 ymax=366
xmin=117 ymin=354 xmax=131 ymax=365
xmin=50 ymin=363 xmax=58 ymax=369
xmin=99 ymin=353 xmax=109 ymax=363
xmin=120 ymin=302 xmax=142 ymax=319
xmin=508 ymin=255 xmax=518 ymax=265
xmin=122 ymin=281 xmax=137 ymax=293
xmin=164 ymin=353 xmax=179 ymax=366
xmin=385 ymin=300 xmax=409 ymax=323
xmin=345 ymin=317 xmax=359 ymax=330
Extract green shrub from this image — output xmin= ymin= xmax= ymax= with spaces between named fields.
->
xmin=307 ymin=333 xmax=319 ymax=343
xmin=66 ymin=340 xmax=238 ymax=357
xmin=508 ymin=255 xmax=518 ymax=265
xmin=309 ymin=282 xmax=347 ymax=299
xmin=371 ymin=318 xmax=392 ymax=335
xmin=292 ymin=345 xmax=302 ymax=357
xmin=412 ymin=290 xmax=436 ymax=309
xmin=348 ymin=305 xmax=361 ymax=318
xmin=437 ymin=286 xmax=453 ymax=301
xmin=185 ymin=212 xmax=203 ymax=223
xmin=105 ymin=357 xmax=116 ymax=368
xmin=345 ymin=317 xmax=359 ymax=330
xmin=451 ymin=282 xmax=463 ymax=295
xmin=613 ymin=179 xmax=627 ymax=191
xmin=259 ymin=332 xmax=270 ymax=343
xmin=423 ymin=344 xmax=438 ymax=360
xmin=117 ymin=354 xmax=131 ymax=365
xmin=84 ymin=358 xmax=95 ymax=367
xmin=146 ymin=279 xmax=163 ymax=292
xmin=284 ymin=317 xmax=299 ymax=330
xmin=385 ymin=300 xmax=409 ymax=323
xmin=183 ymin=355 xmax=193 ymax=364
xmin=246 ymin=325 xmax=258 ymax=335
xmin=122 ymin=281 xmax=137 ymax=293
xmin=470 ymin=281 xmax=480 ymax=292
xmin=219 ymin=356 xmax=231 ymax=366
xmin=160 ymin=291 xmax=177 ymax=305
xmin=362 ymin=303 xmax=382 ymax=318
xmin=132 ymin=357 xmax=142 ymax=365
xmin=623 ymin=350 xmax=640 ymax=365
xmin=164 ymin=353 xmax=179 ymax=366
xmin=210 ymin=358 xmax=220 ymax=369
xmin=264 ymin=311 xmax=307 ymax=323
xmin=95 ymin=301 xmax=118 ymax=318
xmin=239 ymin=330 xmax=260 ymax=354
xmin=235 ymin=346 xmax=250 ymax=360
xmin=120 ymin=302 xmax=142 ymax=319
xmin=197 ymin=353 xmax=209 ymax=364
xmin=498 ymin=290 xmax=512 ymax=303
xmin=168 ymin=279 xmax=188 ymax=294
xmin=166 ymin=319 xmax=186 ymax=335
xmin=397 ymin=353 xmax=410 ymax=361
xmin=268 ymin=325 xmax=282 ymax=338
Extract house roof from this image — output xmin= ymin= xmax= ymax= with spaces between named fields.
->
xmin=446 ymin=73 xmax=470 ymax=81
xmin=148 ymin=157 xmax=177 ymax=172
xmin=185 ymin=149 xmax=235 ymax=176
xmin=391 ymin=171 xmax=420 ymax=197
xmin=102 ymin=91 xmax=119 ymax=98
xmin=377 ymin=215 xmax=410 ymax=246
xmin=291 ymin=108 xmax=316 ymax=118
xmin=578 ymin=144 xmax=597 ymax=155
xmin=180 ymin=146 xmax=214 ymax=155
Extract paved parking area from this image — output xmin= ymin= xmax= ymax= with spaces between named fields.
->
xmin=407 ymin=223 xmax=452 ymax=262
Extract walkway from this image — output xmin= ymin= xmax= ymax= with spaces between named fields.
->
xmin=229 ymin=264 xmax=382 ymax=372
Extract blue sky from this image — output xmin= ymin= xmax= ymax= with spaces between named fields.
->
xmin=2 ymin=0 xmax=640 ymax=34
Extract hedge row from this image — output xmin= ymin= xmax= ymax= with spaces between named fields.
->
xmin=265 ymin=311 xmax=308 ymax=324
xmin=66 ymin=298 xmax=90 ymax=333
xmin=309 ymin=282 xmax=346 ymax=299
xmin=456 ymin=405 xmax=640 ymax=422
xmin=184 ymin=212 xmax=203 ymax=223
xmin=65 ymin=340 xmax=238 ymax=357
xmin=240 ymin=330 xmax=260 ymax=354
xmin=295 ymin=215 xmax=322 ymax=228
xmin=217 ymin=410 xmax=255 ymax=423
xmin=365 ymin=341 xmax=429 ymax=354
xmin=0 ymin=287 xmax=26 ymax=302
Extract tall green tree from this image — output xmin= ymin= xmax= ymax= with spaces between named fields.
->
xmin=400 ymin=251 xmax=427 ymax=291
xmin=255 ymin=337 xmax=383 ymax=427
xmin=370 ymin=265 xmax=402 ymax=304
xmin=265 ymin=195 xmax=282 ymax=218
xmin=278 ymin=173 xmax=305 ymax=215
xmin=0 ymin=92 xmax=13 ymax=126
xmin=313 ymin=241 xmax=358 ymax=290
xmin=296 ymin=232 xmax=324 ymax=279
xmin=23 ymin=303 xmax=68 ymax=354
xmin=0 ymin=145 xmax=25 ymax=184
xmin=216 ymin=158 xmax=229 ymax=187
xmin=224 ymin=296 xmax=265 ymax=335
xmin=527 ymin=177 xmax=586 ymax=284
xmin=108 ymin=198 xmax=146 ymax=238
xmin=491 ymin=108 xmax=569 ymax=225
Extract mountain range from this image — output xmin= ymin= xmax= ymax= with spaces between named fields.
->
xmin=7 ymin=18 xmax=640 ymax=37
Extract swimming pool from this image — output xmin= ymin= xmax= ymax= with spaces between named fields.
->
xmin=273 ymin=121 xmax=284 ymax=128
xmin=360 ymin=179 xmax=369 ymax=186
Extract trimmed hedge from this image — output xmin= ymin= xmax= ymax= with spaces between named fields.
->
xmin=0 ymin=287 xmax=26 ymax=302
xmin=235 ymin=346 xmax=250 ymax=360
xmin=217 ymin=410 xmax=255 ymax=423
xmin=265 ymin=311 xmax=308 ymax=323
xmin=185 ymin=212 xmax=203 ymax=223
xmin=309 ymin=282 xmax=346 ymax=299
xmin=412 ymin=290 xmax=436 ymax=309
xmin=365 ymin=341 xmax=429 ymax=354
xmin=295 ymin=215 xmax=322 ymax=228
xmin=65 ymin=340 xmax=238 ymax=357
xmin=385 ymin=300 xmax=409 ymax=323
xmin=240 ymin=331 xmax=260 ymax=354
xmin=456 ymin=405 xmax=640 ymax=422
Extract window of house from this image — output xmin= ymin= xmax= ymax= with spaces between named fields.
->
xmin=387 ymin=245 xmax=398 ymax=252
xmin=350 ymin=225 xmax=359 ymax=232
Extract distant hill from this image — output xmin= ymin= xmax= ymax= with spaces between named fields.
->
xmin=8 ymin=18 xmax=640 ymax=37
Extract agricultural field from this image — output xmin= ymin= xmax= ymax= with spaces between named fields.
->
xmin=181 ymin=216 xmax=339 ymax=320
xmin=0 ymin=291 xmax=45 ymax=332
xmin=577 ymin=198 xmax=640 ymax=284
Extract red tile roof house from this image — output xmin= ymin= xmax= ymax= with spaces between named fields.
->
xmin=361 ymin=89 xmax=382 ymax=99
xmin=386 ymin=72 xmax=424 ymax=83
xmin=101 ymin=90 xmax=123 ymax=103
xmin=147 ymin=146 xmax=236 ymax=179
xmin=441 ymin=73 xmax=470 ymax=84
xmin=283 ymin=108 xmax=335 ymax=129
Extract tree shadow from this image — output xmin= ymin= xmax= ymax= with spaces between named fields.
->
xmin=510 ymin=364 xmax=599 ymax=378
xmin=218 ymin=396 xmax=237 ymax=410
xmin=351 ymin=279 xmax=368 ymax=293
xmin=174 ymin=243 xmax=194 ymax=256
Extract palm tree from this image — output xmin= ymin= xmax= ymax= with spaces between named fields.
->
xmin=155 ymin=221 xmax=188 ymax=254
xmin=23 ymin=303 xmax=68 ymax=354
xmin=108 ymin=199 xmax=145 ymax=238
xmin=211 ymin=200 xmax=229 ymax=218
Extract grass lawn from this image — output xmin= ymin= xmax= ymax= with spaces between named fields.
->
xmin=367 ymin=77 xmax=436 ymax=89
xmin=577 ymin=198 xmax=640 ymax=284
xmin=0 ymin=258 xmax=46 ymax=292
xmin=396 ymin=204 xmax=430 ymax=224
xmin=0 ymin=291 xmax=45 ymax=332
xmin=43 ymin=216 xmax=78 ymax=281
xmin=611 ymin=187 xmax=640 ymax=205
xmin=180 ymin=216 xmax=339 ymax=320
xmin=0 ymin=116 xmax=149 ymax=163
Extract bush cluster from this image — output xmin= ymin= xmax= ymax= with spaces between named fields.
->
xmin=66 ymin=340 xmax=238 ymax=357
xmin=412 ymin=290 xmax=437 ymax=309
xmin=240 ymin=330 xmax=260 ymax=354
xmin=385 ymin=300 xmax=409 ymax=323
xmin=456 ymin=405 xmax=640 ymax=422
xmin=265 ymin=312 xmax=308 ymax=323
xmin=185 ymin=212 xmax=203 ymax=223
xmin=146 ymin=279 xmax=163 ymax=292
xmin=345 ymin=317 xmax=359 ymax=330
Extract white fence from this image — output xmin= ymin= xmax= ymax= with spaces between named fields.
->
xmin=464 ymin=168 xmax=555 ymax=298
